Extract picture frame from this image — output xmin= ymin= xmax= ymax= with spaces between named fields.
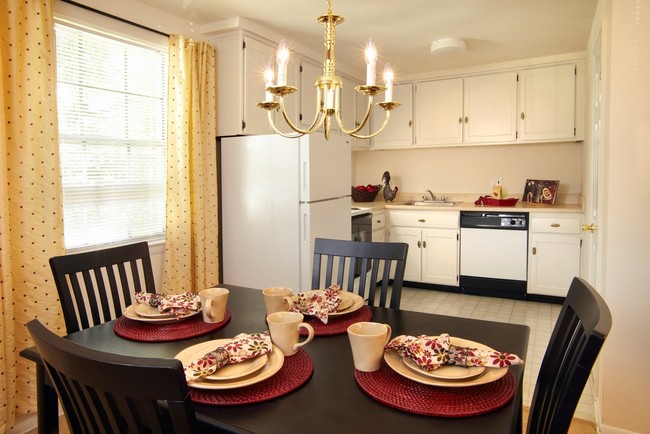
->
xmin=522 ymin=179 xmax=559 ymax=204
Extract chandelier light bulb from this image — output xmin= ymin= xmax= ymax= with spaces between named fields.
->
xmin=276 ymin=39 xmax=289 ymax=86
xmin=364 ymin=39 xmax=377 ymax=86
xmin=383 ymin=63 xmax=394 ymax=102
xmin=264 ymin=64 xmax=274 ymax=102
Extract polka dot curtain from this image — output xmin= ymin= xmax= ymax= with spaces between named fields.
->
xmin=163 ymin=35 xmax=219 ymax=294
xmin=1 ymin=0 xmax=66 ymax=430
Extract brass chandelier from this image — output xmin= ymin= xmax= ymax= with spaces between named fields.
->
xmin=256 ymin=0 xmax=400 ymax=141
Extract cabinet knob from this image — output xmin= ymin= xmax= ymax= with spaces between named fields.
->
xmin=418 ymin=219 xmax=426 ymax=223
xmin=550 ymin=223 xmax=560 ymax=228
xmin=520 ymin=112 xmax=525 ymax=120
xmin=464 ymin=116 xmax=469 ymax=123
xmin=376 ymin=219 xmax=382 ymax=224
xmin=458 ymin=116 xmax=463 ymax=124
xmin=417 ymin=241 xmax=421 ymax=248
xmin=532 ymin=247 xmax=537 ymax=255
xmin=408 ymin=120 xmax=413 ymax=128
xmin=422 ymin=240 xmax=427 ymax=248
xmin=582 ymin=223 xmax=597 ymax=232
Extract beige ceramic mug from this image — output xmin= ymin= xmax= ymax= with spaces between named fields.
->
xmin=266 ymin=311 xmax=314 ymax=356
xmin=262 ymin=287 xmax=295 ymax=315
xmin=199 ymin=287 xmax=229 ymax=323
xmin=347 ymin=322 xmax=392 ymax=372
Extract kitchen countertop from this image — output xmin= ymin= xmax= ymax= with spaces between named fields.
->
xmin=353 ymin=196 xmax=583 ymax=214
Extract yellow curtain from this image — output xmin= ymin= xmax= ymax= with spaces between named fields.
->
xmin=163 ymin=35 xmax=219 ymax=294
xmin=1 ymin=0 xmax=66 ymax=431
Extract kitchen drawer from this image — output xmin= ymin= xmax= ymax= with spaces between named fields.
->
xmin=372 ymin=211 xmax=386 ymax=231
xmin=530 ymin=216 xmax=581 ymax=234
xmin=388 ymin=210 xmax=459 ymax=229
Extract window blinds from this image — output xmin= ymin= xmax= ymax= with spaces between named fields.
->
xmin=55 ymin=23 xmax=168 ymax=249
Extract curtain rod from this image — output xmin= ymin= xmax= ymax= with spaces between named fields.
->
xmin=61 ymin=0 xmax=170 ymax=37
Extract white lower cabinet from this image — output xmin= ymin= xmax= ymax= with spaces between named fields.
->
xmin=388 ymin=211 xmax=459 ymax=286
xmin=371 ymin=211 xmax=386 ymax=242
xmin=527 ymin=214 xmax=582 ymax=297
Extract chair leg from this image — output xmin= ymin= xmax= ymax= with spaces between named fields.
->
xmin=36 ymin=364 xmax=60 ymax=434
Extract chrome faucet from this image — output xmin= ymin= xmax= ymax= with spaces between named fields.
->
xmin=426 ymin=190 xmax=436 ymax=201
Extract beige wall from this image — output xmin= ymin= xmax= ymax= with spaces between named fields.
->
xmin=599 ymin=0 xmax=650 ymax=432
xmin=353 ymin=142 xmax=582 ymax=200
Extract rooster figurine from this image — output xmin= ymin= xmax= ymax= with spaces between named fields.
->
xmin=382 ymin=171 xmax=398 ymax=202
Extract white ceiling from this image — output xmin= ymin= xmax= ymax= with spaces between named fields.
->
xmin=136 ymin=0 xmax=597 ymax=78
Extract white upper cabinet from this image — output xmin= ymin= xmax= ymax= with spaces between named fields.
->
xmin=298 ymin=59 xmax=323 ymax=132
xmin=518 ymin=63 xmax=578 ymax=142
xmin=371 ymin=83 xmax=414 ymax=149
xmin=415 ymin=72 xmax=517 ymax=147
xmin=212 ymin=33 xmax=276 ymax=136
xmin=463 ymin=72 xmax=518 ymax=143
xmin=415 ymin=78 xmax=463 ymax=146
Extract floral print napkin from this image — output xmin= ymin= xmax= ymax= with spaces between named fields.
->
xmin=385 ymin=333 xmax=524 ymax=372
xmin=291 ymin=285 xmax=342 ymax=324
xmin=184 ymin=331 xmax=273 ymax=383
xmin=134 ymin=292 xmax=200 ymax=319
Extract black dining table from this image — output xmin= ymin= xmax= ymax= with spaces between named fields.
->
xmin=22 ymin=284 xmax=529 ymax=434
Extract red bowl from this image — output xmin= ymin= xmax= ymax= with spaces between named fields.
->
xmin=475 ymin=196 xmax=519 ymax=207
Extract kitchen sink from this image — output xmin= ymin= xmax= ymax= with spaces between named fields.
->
xmin=404 ymin=200 xmax=462 ymax=207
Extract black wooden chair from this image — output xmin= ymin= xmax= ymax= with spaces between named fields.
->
xmin=311 ymin=238 xmax=409 ymax=309
xmin=50 ymin=241 xmax=157 ymax=334
xmin=527 ymin=277 xmax=612 ymax=434
xmin=26 ymin=319 xmax=198 ymax=434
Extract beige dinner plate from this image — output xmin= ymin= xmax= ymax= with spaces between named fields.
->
xmin=292 ymin=291 xmax=364 ymax=317
xmin=123 ymin=304 xmax=200 ymax=325
xmin=384 ymin=336 xmax=509 ymax=387
xmin=134 ymin=303 xmax=175 ymax=319
xmin=175 ymin=340 xmax=284 ymax=390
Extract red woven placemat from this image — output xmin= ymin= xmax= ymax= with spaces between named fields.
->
xmin=355 ymin=363 xmax=516 ymax=417
xmin=190 ymin=349 xmax=313 ymax=405
xmin=300 ymin=306 xmax=373 ymax=336
xmin=113 ymin=310 xmax=231 ymax=342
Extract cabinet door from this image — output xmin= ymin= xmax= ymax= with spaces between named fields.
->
xmin=371 ymin=83 xmax=413 ymax=148
xmin=518 ymin=64 xmax=576 ymax=141
xmin=421 ymin=228 xmax=459 ymax=286
xmin=389 ymin=226 xmax=421 ymax=282
xmin=243 ymin=37 xmax=276 ymax=135
xmin=528 ymin=233 xmax=581 ymax=296
xmin=299 ymin=59 xmax=322 ymax=130
xmin=415 ymin=78 xmax=463 ymax=146
xmin=463 ymin=72 xmax=518 ymax=143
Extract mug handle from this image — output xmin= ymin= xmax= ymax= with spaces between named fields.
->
xmin=294 ymin=322 xmax=315 ymax=350
xmin=283 ymin=295 xmax=295 ymax=311
xmin=204 ymin=299 xmax=214 ymax=319
xmin=383 ymin=324 xmax=392 ymax=345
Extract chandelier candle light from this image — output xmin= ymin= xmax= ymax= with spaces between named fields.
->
xmin=257 ymin=0 xmax=400 ymax=140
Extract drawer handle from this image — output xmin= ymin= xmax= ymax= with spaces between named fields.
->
xmin=376 ymin=219 xmax=382 ymax=224
xmin=550 ymin=223 xmax=560 ymax=228
xmin=418 ymin=219 xmax=426 ymax=223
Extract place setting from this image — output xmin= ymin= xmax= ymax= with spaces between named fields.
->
xmin=175 ymin=311 xmax=315 ymax=406
xmin=349 ymin=327 xmax=525 ymax=417
xmin=263 ymin=285 xmax=372 ymax=336
xmin=113 ymin=287 xmax=232 ymax=342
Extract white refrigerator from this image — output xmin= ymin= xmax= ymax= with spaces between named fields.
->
xmin=220 ymin=134 xmax=351 ymax=291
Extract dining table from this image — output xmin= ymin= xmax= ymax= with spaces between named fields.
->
xmin=21 ymin=284 xmax=530 ymax=434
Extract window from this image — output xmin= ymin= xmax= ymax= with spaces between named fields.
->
xmin=55 ymin=22 xmax=168 ymax=249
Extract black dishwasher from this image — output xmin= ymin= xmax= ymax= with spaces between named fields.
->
xmin=459 ymin=211 xmax=529 ymax=299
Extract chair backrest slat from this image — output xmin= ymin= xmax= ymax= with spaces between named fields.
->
xmin=27 ymin=319 xmax=198 ymax=434
xmin=311 ymin=238 xmax=409 ymax=309
xmin=50 ymin=241 xmax=157 ymax=334
xmin=527 ymin=277 xmax=612 ymax=434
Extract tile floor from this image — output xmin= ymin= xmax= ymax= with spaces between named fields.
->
xmin=399 ymin=286 xmax=595 ymax=423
